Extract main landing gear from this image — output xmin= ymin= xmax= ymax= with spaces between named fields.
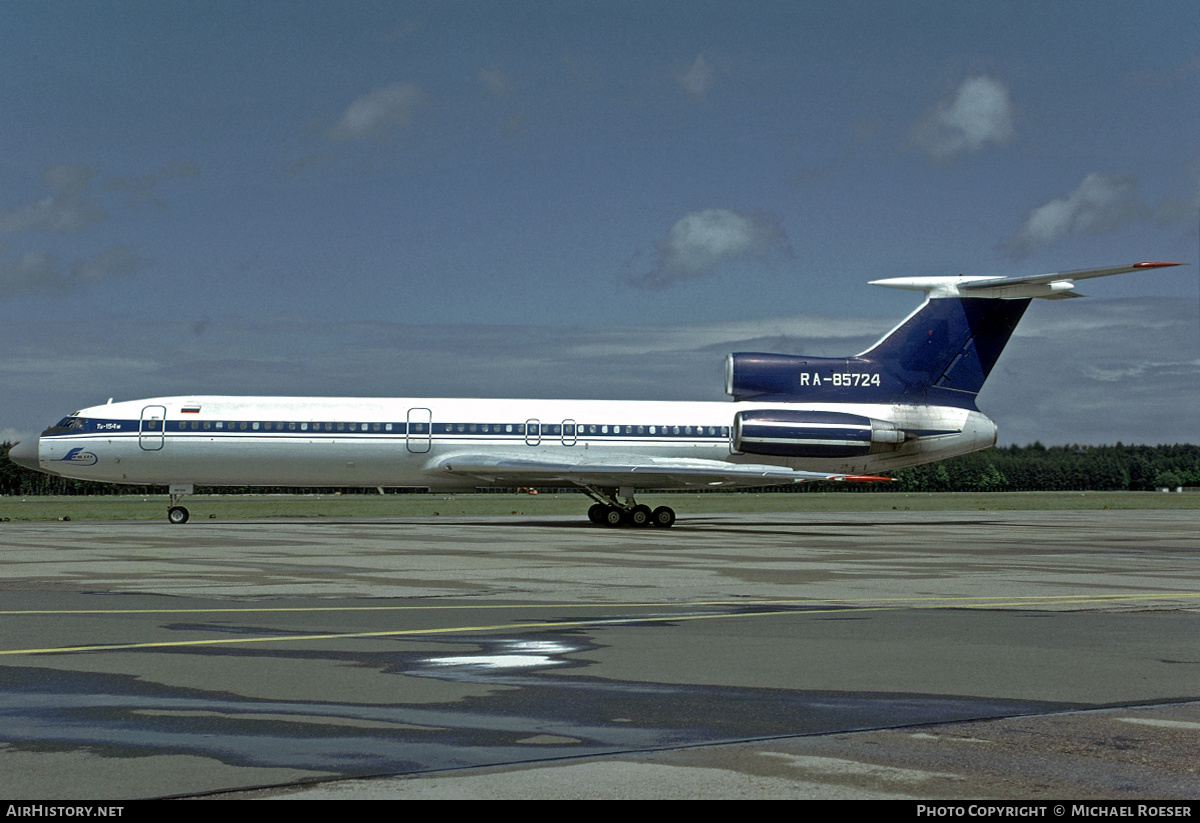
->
xmin=581 ymin=486 xmax=675 ymax=528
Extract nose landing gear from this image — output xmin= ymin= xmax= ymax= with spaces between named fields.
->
xmin=166 ymin=484 xmax=193 ymax=524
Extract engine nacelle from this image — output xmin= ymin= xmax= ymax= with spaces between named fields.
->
xmin=725 ymin=352 xmax=877 ymax=401
xmin=731 ymin=409 xmax=905 ymax=458
xmin=726 ymin=353 xmax=817 ymax=400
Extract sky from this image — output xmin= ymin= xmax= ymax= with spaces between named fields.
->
xmin=1 ymin=0 xmax=1198 ymax=447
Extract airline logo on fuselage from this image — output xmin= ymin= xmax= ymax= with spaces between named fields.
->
xmin=56 ymin=448 xmax=98 ymax=466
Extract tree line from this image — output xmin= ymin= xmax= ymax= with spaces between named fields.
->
xmin=1 ymin=440 xmax=1196 ymax=496
xmin=881 ymin=442 xmax=1197 ymax=494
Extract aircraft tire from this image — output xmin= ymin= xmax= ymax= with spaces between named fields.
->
xmin=629 ymin=505 xmax=652 ymax=527
xmin=167 ymin=506 xmax=190 ymax=525
xmin=603 ymin=506 xmax=626 ymax=527
xmin=587 ymin=503 xmax=607 ymax=524
xmin=650 ymin=506 xmax=676 ymax=528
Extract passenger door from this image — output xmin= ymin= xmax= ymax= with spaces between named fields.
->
xmin=406 ymin=407 xmax=432 ymax=453
xmin=139 ymin=405 xmax=166 ymax=451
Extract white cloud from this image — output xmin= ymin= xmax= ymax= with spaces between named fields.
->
xmin=1004 ymin=172 xmax=1143 ymax=256
xmin=1081 ymin=360 xmax=1200 ymax=383
xmin=910 ymin=76 xmax=1015 ymax=160
xmin=104 ymin=162 xmax=200 ymax=207
xmin=678 ymin=55 xmax=712 ymax=99
xmin=0 ymin=251 xmax=57 ymax=291
xmin=0 ymin=164 xmax=106 ymax=234
xmin=1150 ymin=166 xmax=1200 ymax=231
xmin=983 ymin=298 xmax=1200 ymax=445
xmin=0 ymin=162 xmax=199 ymax=234
xmin=0 ymin=245 xmax=146 ymax=294
xmin=479 ymin=68 xmax=512 ymax=99
xmin=631 ymin=209 xmax=792 ymax=289
xmin=70 ymin=245 xmax=146 ymax=282
xmin=0 ymin=162 xmax=191 ymax=295
xmin=327 ymin=83 xmax=424 ymax=141
xmin=478 ymin=68 xmax=525 ymax=134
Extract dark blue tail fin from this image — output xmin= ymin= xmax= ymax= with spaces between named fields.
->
xmin=725 ymin=263 xmax=1180 ymax=409
xmin=860 ymin=296 xmax=1030 ymax=404
xmin=726 ymin=297 xmax=1028 ymax=409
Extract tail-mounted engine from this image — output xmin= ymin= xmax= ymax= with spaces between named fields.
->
xmin=724 ymin=352 xmax=888 ymax=403
xmin=726 ymin=353 xmax=817 ymax=400
xmin=731 ymin=409 xmax=905 ymax=458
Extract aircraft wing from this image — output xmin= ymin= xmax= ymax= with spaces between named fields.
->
xmin=432 ymin=454 xmax=892 ymax=488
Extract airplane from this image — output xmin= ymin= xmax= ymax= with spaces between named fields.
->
xmin=8 ymin=261 xmax=1180 ymax=526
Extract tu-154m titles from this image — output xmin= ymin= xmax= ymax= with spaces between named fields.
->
xmin=8 ymin=262 xmax=1180 ymax=525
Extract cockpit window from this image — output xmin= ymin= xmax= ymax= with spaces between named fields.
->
xmin=44 ymin=414 xmax=86 ymax=435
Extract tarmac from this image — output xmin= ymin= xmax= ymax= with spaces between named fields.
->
xmin=1 ymin=509 xmax=1198 ymax=800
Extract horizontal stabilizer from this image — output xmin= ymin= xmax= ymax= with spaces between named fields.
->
xmin=871 ymin=262 xmax=1181 ymax=300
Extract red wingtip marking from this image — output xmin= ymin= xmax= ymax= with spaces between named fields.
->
xmin=843 ymin=475 xmax=894 ymax=483
xmin=1133 ymin=262 xmax=1184 ymax=268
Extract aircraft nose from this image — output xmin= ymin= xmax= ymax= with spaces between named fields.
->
xmin=7 ymin=438 xmax=40 ymax=471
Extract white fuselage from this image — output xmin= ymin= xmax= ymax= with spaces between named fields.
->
xmin=34 ymin=395 xmax=997 ymax=489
